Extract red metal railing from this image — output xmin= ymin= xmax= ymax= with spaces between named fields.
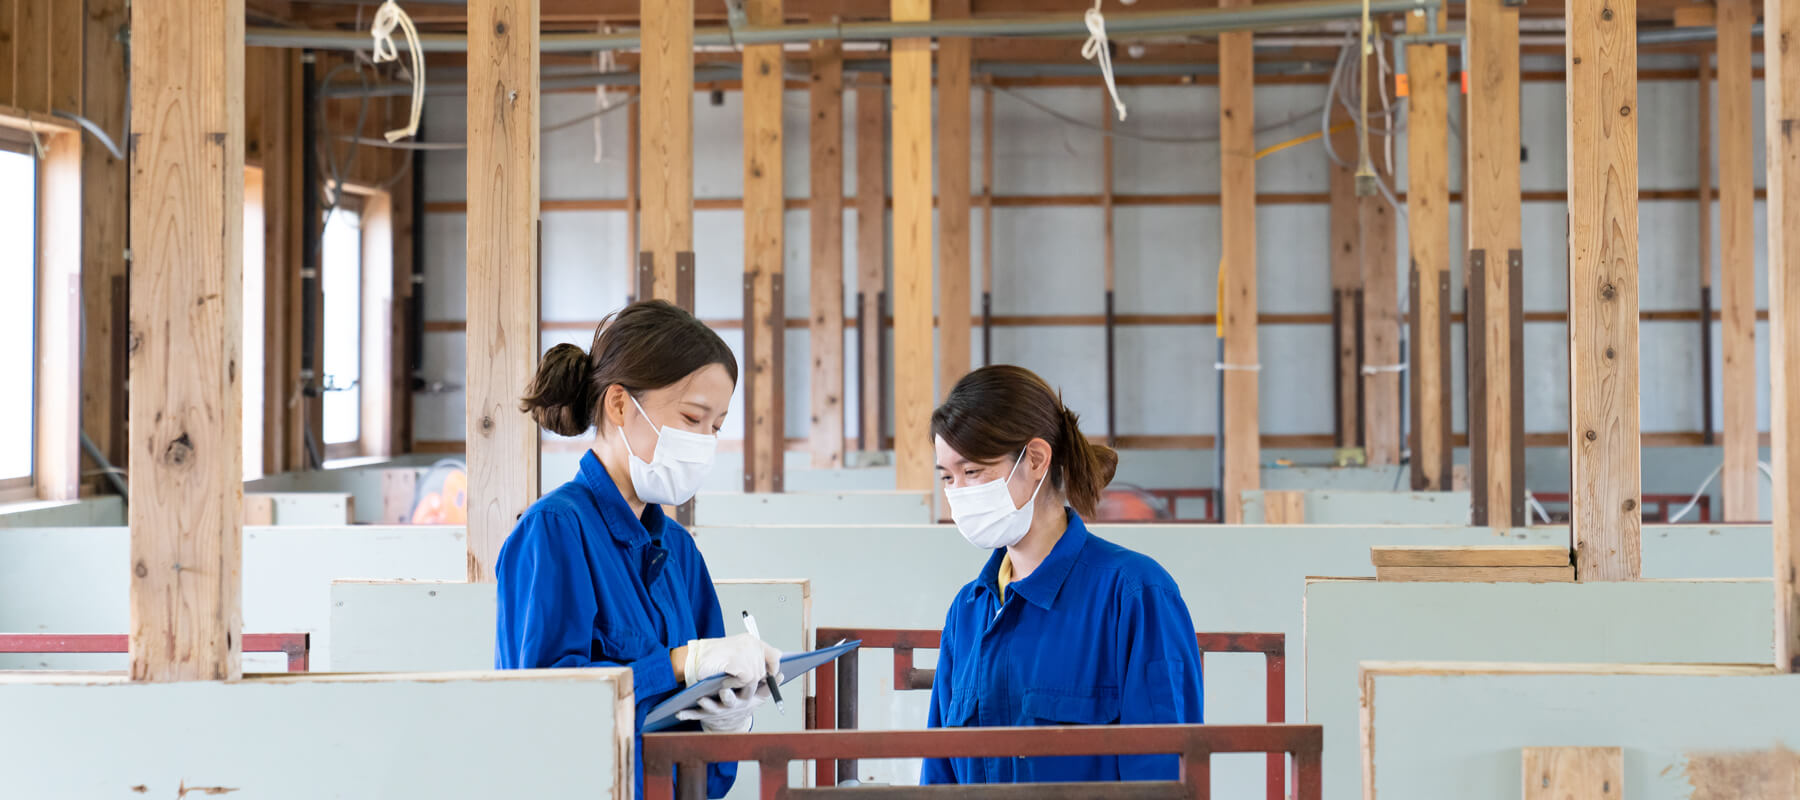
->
xmin=811 ymin=627 xmax=1287 ymax=799
xmin=0 ymin=633 xmax=311 ymax=672
xmin=643 ymin=724 xmax=1322 ymax=800
xmin=1528 ymin=491 xmax=1706 ymax=523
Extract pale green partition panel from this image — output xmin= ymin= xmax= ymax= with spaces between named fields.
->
xmin=1363 ymin=664 xmax=1791 ymax=800
xmin=0 ymin=526 xmax=466 ymax=670
xmin=0 ymin=496 xmax=124 ymax=528
xmin=1239 ymin=490 xmax=1472 ymax=524
xmin=693 ymin=491 xmax=932 ymax=526
xmin=1260 ymin=465 xmax=1408 ymax=491
xmin=0 ymin=669 xmax=633 ymax=799
xmin=249 ymin=464 xmax=427 ymax=524
xmin=1641 ymin=524 xmax=1771 ymax=578
xmin=1304 ymin=579 xmax=1775 ymax=798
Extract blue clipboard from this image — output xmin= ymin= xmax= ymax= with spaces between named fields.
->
xmin=643 ymin=639 xmax=861 ymax=733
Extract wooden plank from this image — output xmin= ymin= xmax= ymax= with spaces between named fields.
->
xmin=743 ymin=0 xmax=785 ymax=494
xmin=1770 ymin=0 xmax=1800 ymax=672
xmin=1375 ymin=565 xmax=1575 ymax=583
xmin=1362 ymin=73 xmax=1401 ymax=467
xmin=809 ymin=37 xmax=846 ymax=470
xmin=982 ymin=85 xmax=995 ymax=365
xmin=1684 ymin=748 xmax=1800 ymax=799
xmin=13 ymin=0 xmax=44 ymax=111
xmin=1329 ymin=107 xmax=1362 ymax=450
xmin=937 ymin=0 xmax=973 ymax=399
xmin=0 ymin=0 xmax=13 ymax=108
xmin=1466 ymin=0 xmax=1523 ymax=528
xmin=35 ymin=131 xmax=80 ymax=502
xmin=1102 ymin=90 xmax=1117 ymax=444
xmin=243 ymin=494 xmax=276 ymax=526
xmin=1219 ymin=0 xmax=1258 ymax=523
xmin=381 ymin=468 xmax=421 ymax=524
xmin=268 ymin=49 xmax=306 ymax=474
xmin=389 ymin=152 xmax=416 ymax=455
xmin=639 ymin=0 xmax=693 ymax=302
xmin=1718 ymin=0 xmax=1757 ymax=521
xmin=856 ymin=75 xmax=886 ymax=452
xmin=1406 ymin=12 xmax=1450 ymax=490
xmin=127 ymin=0 xmax=245 ymax=682
xmin=1370 ymin=545 xmax=1571 ymax=568
xmin=1699 ymin=44 xmax=1716 ymax=448
xmin=1521 ymin=747 xmax=1623 ymax=800
xmin=626 ymin=96 xmax=640 ymax=276
xmin=1263 ymin=490 xmax=1306 ymax=524
xmin=78 ymin=0 xmax=129 ymax=493
xmin=465 ymin=0 xmax=541 ymax=582
xmin=891 ymin=0 xmax=934 ymax=491
xmin=1567 ymin=0 xmax=1642 ymax=581
xmin=49 ymin=0 xmax=78 ymax=114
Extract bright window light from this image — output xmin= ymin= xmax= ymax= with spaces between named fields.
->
xmin=0 ymin=150 xmax=36 ymax=482
xmin=321 ymin=207 xmax=363 ymax=446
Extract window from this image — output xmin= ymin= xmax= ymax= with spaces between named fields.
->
xmin=0 ymin=145 xmax=37 ymax=491
xmin=322 ymin=200 xmax=365 ymax=453
xmin=243 ymin=167 xmax=266 ymax=481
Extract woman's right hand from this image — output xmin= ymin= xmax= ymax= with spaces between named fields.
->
xmin=678 ymin=633 xmax=783 ymax=687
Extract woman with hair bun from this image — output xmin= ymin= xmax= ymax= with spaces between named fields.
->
xmin=920 ymin=364 xmax=1205 ymax=785
xmin=495 ymin=300 xmax=777 ymax=799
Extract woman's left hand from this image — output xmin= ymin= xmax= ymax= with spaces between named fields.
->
xmin=677 ymin=683 xmax=770 ymax=732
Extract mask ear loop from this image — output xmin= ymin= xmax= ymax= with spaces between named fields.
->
xmin=619 ymin=392 xmax=660 ymax=462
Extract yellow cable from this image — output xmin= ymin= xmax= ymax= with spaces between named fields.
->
xmin=1254 ymin=120 xmax=1354 ymax=161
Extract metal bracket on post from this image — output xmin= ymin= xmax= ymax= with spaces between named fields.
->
xmin=1507 ymin=249 xmax=1525 ymax=526
xmin=676 ymin=251 xmax=696 ymax=313
xmin=1467 ymin=249 xmax=1489 ymax=526
xmin=636 ymin=251 xmax=655 ymax=304
xmin=770 ymin=272 xmax=786 ymax=493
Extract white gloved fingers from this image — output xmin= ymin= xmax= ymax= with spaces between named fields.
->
xmin=760 ymin=641 xmax=782 ymax=682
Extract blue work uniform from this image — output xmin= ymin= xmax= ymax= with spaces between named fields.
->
xmin=495 ymin=451 xmax=736 ymax=800
xmin=920 ymin=509 xmax=1204 ymax=784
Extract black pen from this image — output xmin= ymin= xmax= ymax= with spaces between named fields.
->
xmin=741 ymin=610 xmax=785 ymax=714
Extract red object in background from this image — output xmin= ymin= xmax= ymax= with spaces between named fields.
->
xmin=0 ymin=633 xmax=310 ymax=672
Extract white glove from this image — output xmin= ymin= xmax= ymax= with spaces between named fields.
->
xmin=676 ymin=683 xmax=768 ymax=732
xmin=682 ymin=633 xmax=783 ymax=688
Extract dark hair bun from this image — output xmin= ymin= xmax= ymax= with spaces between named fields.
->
xmin=519 ymin=343 xmax=596 ymax=437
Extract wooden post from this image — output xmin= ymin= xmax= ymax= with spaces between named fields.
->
xmin=14 ymin=0 xmax=46 ymax=111
xmin=127 ymin=0 xmax=245 ymax=682
xmin=1698 ymin=45 xmax=1715 ymax=448
xmin=1465 ymin=0 xmax=1524 ymax=529
xmin=1567 ymin=0 xmax=1640 ymax=580
xmin=1361 ymin=74 xmax=1401 ymax=467
xmin=1718 ymin=0 xmax=1758 ymax=521
xmin=982 ymin=85 xmax=996 ymax=367
xmin=809 ymin=37 xmax=846 ymax=470
xmin=855 ymin=75 xmax=886 ymax=452
xmin=1767 ymin=0 xmax=1800 ymax=670
xmin=891 ymin=0 xmax=934 ymax=490
xmin=937 ymin=0 xmax=973 ymax=399
xmin=79 ymin=0 xmax=129 ymax=494
xmin=626 ymin=97 xmax=640 ymax=286
xmin=1406 ymin=11 xmax=1451 ymax=490
xmin=1102 ymin=91 xmax=1118 ymax=446
xmin=1329 ymin=108 xmax=1363 ymax=450
xmin=743 ymin=0 xmax=785 ymax=493
xmin=640 ymin=0 xmax=694 ymax=303
xmin=465 ymin=0 xmax=541 ymax=582
xmin=1219 ymin=0 xmax=1259 ymax=523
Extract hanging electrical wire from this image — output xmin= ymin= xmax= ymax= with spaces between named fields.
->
xmin=370 ymin=0 xmax=425 ymax=142
xmin=1082 ymin=0 xmax=1128 ymax=121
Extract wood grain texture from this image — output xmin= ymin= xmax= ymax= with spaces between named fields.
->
xmin=48 ymin=0 xmax=76 ymax=114
xmin=855 ymin=76 xmax=886 ymax=452
xmin=1361 ymin=89 xmax=1401 ymax=467
xmin=465 ymin=0 xmax=541 ymax=582
xmin=638 ymin=0 xmax=692 ymax=301
xmin=937 ymin=0 xmax=972 ymax=400
xmin=1769 ymin=0 xmax=1800 ymax=672
xmin=1566 ymin=0 xmax=1641 ymax=581
xmin=1466 ymin=0 xmax=1522 ymax=528
xmin=243 ymin=495 xmax=275 ymax=526
xmin=743 ymin=0 xmax=784 ymax=493
xmin=1522 ymin=747 xmax=1622 ymax=800
xmin=1684 ymin=747 xmax=1800 ymax=799
xmin=1406 ymin=13 xmax=1450 ymax=490
xmin=266 ymin=49 xmax=306 ymax=474
xmin=35 ymin=131 xmax=79 ymax=501
xmin=1698 ymin=47 xmax=1714 ymax=293
xmin=1370 ymin=545 xmax=1570 ymax=567
xmin=1263 ymin=490 xmax=1305 ymax=524
xmin=79 ymin=0 xmax=129 ymax=493
xmin=627 ymin=98 xmax=639 ymax=264
xmin=0 ymin=0 xmax=13 ymax=108
xmin=891 ymin=0 xmax=934 ymax=491
xmin=1718 ymin=0 xmax=1758 ymax=521
xmin=1330 ymin=108 xmax=1362 ymax=448
xmin=13 ymin=0 xmax=43 ymax=111
xmin=809 ymin=37 xmax=845 ymax=470
xmin=127 ymin=0 xmax=246 ymax=682
xmin=1375 ymin=565 xmax=1575 ymax=583
xmin=1219 ymin=0 xmax=1258 ymax=522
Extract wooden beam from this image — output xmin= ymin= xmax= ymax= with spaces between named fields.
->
xmin=49 ymin=0 xmax=78 ymax=114
xmin=79 ymin=0 xmax=129 ymax=494
xmin=937 ymin=0 xmax=973 ymax=400
xmin=1407 ymin=12 xmax=1451 ymax=491
xmin=1371 ymin=545 xmax=1571 ymax=567
xmin=891 ymin=0 xmax=934 ymax=491
xmin=1769 ymin=0 xmax=1800 ymax=671
xmin=465 ymin=0 xmax=541 ymax=582
xmin=1102 ymin=90 xmax=1117 ymax=445
xmin=1567 ymin=0 xmax=1641 ymax=580
xmin=1329 ymin=106 xmax=1362 ymax=449
xmin=1719 ymin=0 xmax=1758 ymax=521
xmin=808 ymin=36 xmax=846 ymax=470
xmin=1698 ymin=44 xmax=1715 ymax=448
xmin=743 ymin=0 xmax=785 ymax=493
xmin=639 ymin=0 xmax=693 ymax=304
xmin=855 ymin=75 xmax=886 ymax=453
xmin=0 ymin=0 xmax=13 ymax=108
xmin=1521 ymin=747 xmax=1623 ymax=799
xmin=14 ymin=0 xmax=44 ymax=111
xmin=626 ymin=97 xmax=639 ymax=287
xmin=1219 ymin=0 xmax=1258 ymax=523
xmin=1361 ymin=58 xmax=1401 ymax=467
xmin=981 ymin=85 xmax=995 ymax=366
xmin=1466 ymin=0 xmax=1524 ymax=528
xmin=127 ymin=0 xmax=246 ymax=682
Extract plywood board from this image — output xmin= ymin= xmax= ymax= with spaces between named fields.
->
xmin=1263 ymin=490 xmax=1306 ymax=524
xmin=1522 ymin=747 xmax=1623 ymax=800
xmin=1371 ymin=545 xmax=1570 ymax=567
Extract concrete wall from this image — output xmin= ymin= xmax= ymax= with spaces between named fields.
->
xmin=0 ymin=668 xmax=633 ymax=799
xmin=1305 ymin=579 xmax=1775 ymax=798
xmin=1362 ymin=664 xmax=1792 ymax=800
xmin=1238 ymin=489 xmax=1472 ymax=524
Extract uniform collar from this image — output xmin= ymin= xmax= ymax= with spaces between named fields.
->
xmin=577 ymin=450 xmax=665 ymax=546
xmin=978 ymin=508 xmax=1089 ymax=611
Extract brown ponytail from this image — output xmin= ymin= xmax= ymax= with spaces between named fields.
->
xmin=930 ymin=365 xmax=1119 ymax=517
xmin=519 ymin=300 xmax=738 ymax=436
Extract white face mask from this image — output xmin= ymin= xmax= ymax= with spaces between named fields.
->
xmin=943 ymin=448 xmax=1046 ymax=550
xmin=619 ymin=393 xmax=718 ymax=507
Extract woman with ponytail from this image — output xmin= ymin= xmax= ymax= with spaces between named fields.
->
xmin=495 ymin=300 xmax=778 ymax=800
xmin=921 ymin=365 xmax=1204 ymax=785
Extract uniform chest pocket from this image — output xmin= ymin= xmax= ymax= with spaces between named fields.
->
xmin=1020 ymin=688 xmax=1121 ymax=726
xmin=941 ymin=692 xmax=979 ymax=728
xmin=594 ymin=621 xmax=658 ymax=664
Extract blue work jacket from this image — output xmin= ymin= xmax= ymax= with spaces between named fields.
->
xmin=495 ymin=451 xmax=735 ymax=799
xmin=920 ymin=509 xmax=1205 ymax=784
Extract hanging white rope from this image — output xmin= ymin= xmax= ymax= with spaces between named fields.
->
xmin=371 ymin=0 xmax=425 ymax=142
xmin=1082 ymin=0 xmax=1128 ymax=121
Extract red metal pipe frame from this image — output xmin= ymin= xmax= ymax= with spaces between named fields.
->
xmin=645 ymin=724 xmax=1323 ymax=800
xmin=0 ymin=633 xmax=312 ymax=672
xmin=813 ymin=627 xmax=1287 ymax=799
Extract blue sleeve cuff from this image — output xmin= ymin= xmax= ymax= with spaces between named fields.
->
xmin=628 ymin=648 xmax=680 ymax=701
